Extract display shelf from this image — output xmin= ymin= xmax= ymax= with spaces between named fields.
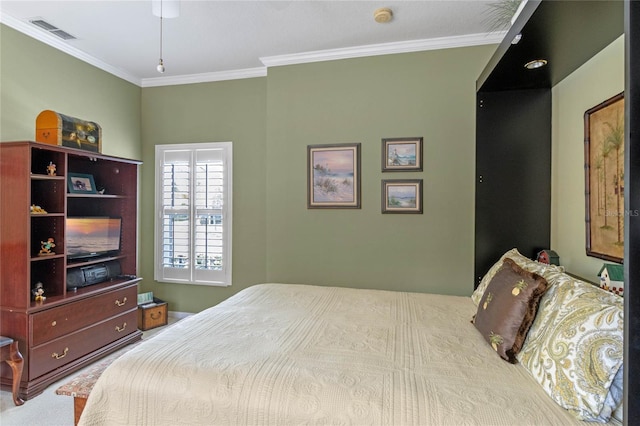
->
xmin=66 ymin=255 xmax=124 ymax=269
xmin=30 ymin=253 xmax=65 ymax=262
xmin=30 ymin=174 xmax=65 ymax=180
xmin=30 ymin=147 xmax=65 ymax=177
xmin=31 ymin=213 xmax=65 ymax=218
xmin=0 ymin=141 xmax=142 ymax=400
xmin=67 ymin=193 xmax=127 ymax=199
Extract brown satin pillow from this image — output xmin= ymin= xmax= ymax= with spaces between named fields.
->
xmin=473 ymin=257 xmax=549 ymax=363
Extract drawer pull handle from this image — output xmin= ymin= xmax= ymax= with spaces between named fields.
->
xmin=115 ymin=297 xmax=127 ymax=307
xmin=51 ymin=347 xmax=69 ymax=360
xmin=115 ymin=322 xmax=127 ymax=332
xmin=51 ymin=320 xmax=57 ymax=327
xmin=151 ymin=312 xmax=162 ymax=320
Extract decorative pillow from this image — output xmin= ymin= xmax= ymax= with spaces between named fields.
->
xmin=613 ymin=396 xmax=624 ymax=423
xmin=603 ymin=366 xmax=623 ymax=423
xmin=517 ymin=275 xmax=624 ymax=421
xmin=472 ymin=248 xmax=563 ymax=306
xmin=473 ymin=258 xmax=548 ymax=363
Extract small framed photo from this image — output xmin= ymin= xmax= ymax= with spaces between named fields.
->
xmin=67 ymin=173 xmax=97 ymax=194
xmin=382 ymin=137 xmax=423 ymax=172
xmin=381 ymin=179 xmax=423 ymax=214
xmin=308 ymin=143 xmax=361 ymax=209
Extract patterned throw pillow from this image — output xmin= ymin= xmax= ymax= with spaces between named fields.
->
xmin=471 ymin=248 xmax=563 ymax=306
xmin=517 ymin=275 xmax=624 ymax=421
xmin=473 ymin=258 xmax=549 ymax=363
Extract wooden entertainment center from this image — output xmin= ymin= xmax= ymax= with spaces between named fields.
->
xmin=0 ymin=141 xmax=142 ymax=399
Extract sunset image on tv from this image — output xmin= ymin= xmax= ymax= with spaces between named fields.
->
xmin=66 ymin=217 xmax=121 ymax=258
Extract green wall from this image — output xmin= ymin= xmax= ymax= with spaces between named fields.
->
xmin=0 ymin=25 xmax=141 ymax=160
xmin=265 ymin=47 xmax=494 ymax=295
xmin=551 ymin=35 xmax=625 ymax=280
xmin=1 ymin=21 xmax=497 ymax=313
xmin=0 ymin=18 xmax=628 ymax=313
xmin=141 ymin=45 xmax=495 ymax=311
xmin=140 ymin=80 xmax=268 ymax=312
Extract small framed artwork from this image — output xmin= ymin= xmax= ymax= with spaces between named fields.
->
xmin=584 ymin=92 xmax=624 ymax=263
xmin=308 ymin=143 xmax=361 ymax=209
xmin=381 ymin=179 xmax=423 ymax=214
xmin=67 ymin=173 xmax=97 ymax=194
xmin=381 ymin=137 xmax=423 ymax=172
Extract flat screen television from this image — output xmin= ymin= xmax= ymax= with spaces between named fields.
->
xmin=66 ymin=217 xmax=122 ymax=260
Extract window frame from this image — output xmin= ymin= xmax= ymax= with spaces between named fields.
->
xmin=154 ymin=142 xmax=232 ymax=287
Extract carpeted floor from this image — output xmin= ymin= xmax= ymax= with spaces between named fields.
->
xmin=0 ymin=312 xmax=185 ymax=426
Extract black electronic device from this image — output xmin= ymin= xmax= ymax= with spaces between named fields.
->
xmin=66 ymin=260 xmax=121 ymax=290
xmin=66 ymin=268 xmax=85 ymax=289
xmin=103 ymin=260 xmax=122 ymax=278
xmin=82 ymin=264 xmax=109 ymax=286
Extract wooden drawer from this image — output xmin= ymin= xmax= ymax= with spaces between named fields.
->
xmin=29 ymin=309 xmax=136 ymax=379
xmin=31 ymin=284 xmax=137 ymax=346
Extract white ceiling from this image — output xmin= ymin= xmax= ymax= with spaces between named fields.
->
xmin=0 ymin=1 xmax=508 ymax=87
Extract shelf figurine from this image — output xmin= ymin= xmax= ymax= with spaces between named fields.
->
xmin=599 ymin=264 xmax=624 ymax=296
xmin=46 ymin=161 xmax=57 ymax=176
xmin=32 ymin=282 xmax=46 ymax=302
xmin=30 ymin=204 xmax=48 ymax=214
xmin=39 ymin=237 xmax=56 ymax=256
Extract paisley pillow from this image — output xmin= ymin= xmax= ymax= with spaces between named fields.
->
xmin=517 ymin=275 xmax=624 ymax=421
xmin=472 ymin=248 xmax=563 ymax=306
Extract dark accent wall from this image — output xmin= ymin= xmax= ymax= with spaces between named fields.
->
xmin=477 ymin=1 xmax=623 ymax=91
xmin=476 ymin=1 xmax=638 ymax=423
xmin=475 ymin=89 xmax=551 ymax=284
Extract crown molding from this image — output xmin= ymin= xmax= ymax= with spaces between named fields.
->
xmin=0 ymin=13 xmax=142 ymax=86
xmin=260 ymin=32 xmax=506 ymax=68
xmin=141 ymin=67 xmax=267 ymax=87
xmin=2 ymin=10 xmax=505 ymax=87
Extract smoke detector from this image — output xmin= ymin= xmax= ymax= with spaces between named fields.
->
xmin=374 ymin=8 xmax=393 ymax=23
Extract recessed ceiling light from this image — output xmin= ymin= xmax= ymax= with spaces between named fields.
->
xmin=374 ymin=8 xmax=393 ymax=23
xmin=524 ymin=59 xmax=548 ymax=69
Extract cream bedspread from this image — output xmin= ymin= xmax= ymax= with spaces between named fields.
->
xmin=79 ymin=284 xmax=613 ymax=425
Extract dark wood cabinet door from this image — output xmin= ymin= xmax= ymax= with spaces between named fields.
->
xmin=475 ymin=89 xmax=551 ymax=286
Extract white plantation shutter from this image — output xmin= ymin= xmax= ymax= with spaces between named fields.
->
xmin=155 ymin=143 xmax=232 ymax=286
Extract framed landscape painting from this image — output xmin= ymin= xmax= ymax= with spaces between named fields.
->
xmin=381 ymin=137 xmax=423 ymax=172
xmin=584 ymin=92 xmax=624 ymax=263
xmin=307 ymin=143 xmax=361 ymax=209
xmin=381 ymin=179 xmax=423 ymax=214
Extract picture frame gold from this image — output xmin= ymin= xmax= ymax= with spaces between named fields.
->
xmin=584 ymin=92 xmax=625 ymax=263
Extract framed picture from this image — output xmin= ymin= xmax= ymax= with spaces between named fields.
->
xmin=67 ymin=173 xmax=97 ymax=194
xmin=381 ymin=179 xmax=423 ymax=214
xmin=584 ymin=92 xmax=624 ymax=263
xmin=381 ymin=137 xmax=423 ymax=172
xmin=307 ymin=143 xmax=361 ymax=209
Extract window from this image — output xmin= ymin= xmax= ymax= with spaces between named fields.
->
xmin=155 ymin=142 xmax=232 ymax=286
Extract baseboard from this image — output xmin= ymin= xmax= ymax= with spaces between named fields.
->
xmin=168 ymin=311 xmax=193 ymax=320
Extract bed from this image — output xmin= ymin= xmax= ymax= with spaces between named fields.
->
xmin=79 ymin=250 xmax=624 ymax=425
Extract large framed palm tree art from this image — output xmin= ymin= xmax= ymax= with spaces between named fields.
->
xmin=585 ymin=92 xmax=625 ymax=263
